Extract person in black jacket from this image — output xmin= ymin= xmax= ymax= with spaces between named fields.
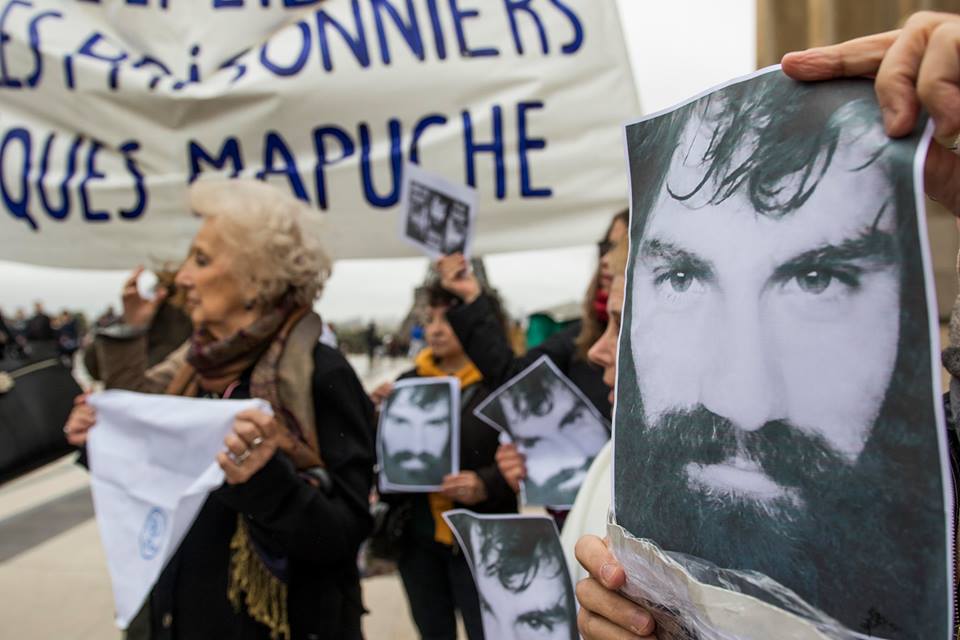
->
xmin=435 ymin=211 xmax=627 ymax=520
xmin=371 ymin=283 xmax=517 ymax=640
xmin=25 ymin=301 xmax=54 ymax=342
xmin=0 ymin=309 xmax=10 ymax=360
xmin=63 ymin=179 xmax=374 ymax=640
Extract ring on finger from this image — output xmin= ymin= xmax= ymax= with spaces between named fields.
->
xmin=251 ymin=436 xmax=264 ymax=448
xmin=233 ymin=449 xmax=251 ymax=465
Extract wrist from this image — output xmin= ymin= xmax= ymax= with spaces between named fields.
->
xmin=474 ymin=476 xmax=488 ymax=502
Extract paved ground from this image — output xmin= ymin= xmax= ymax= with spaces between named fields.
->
xmin=0 ymin=355 xmax=447 ymax=640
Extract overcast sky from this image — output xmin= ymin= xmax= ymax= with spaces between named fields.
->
xmin=0 ymin=0 xmax=756 ymax=325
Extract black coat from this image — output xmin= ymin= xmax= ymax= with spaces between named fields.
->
xmin=25 ymin=312 xmax=54 ymax=341
xmin=382 ymin=369 xmax=517 ymax=544
xmin=146 ymin=343 xmax=375 ymax=640
xmin=446 ymin=294 xmax=612 ymax=420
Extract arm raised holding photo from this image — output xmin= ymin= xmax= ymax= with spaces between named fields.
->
xmin=436 ymin=210 xmax=629 ymax=422
xmin=437 ymin=253 xmax=594 ymax=391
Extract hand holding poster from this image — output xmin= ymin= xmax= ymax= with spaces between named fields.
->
xmin=377 ymin=377 xmax=459 ymax=493
xmin=612 ymin=69 xmax=951 ymax=638
xmin=473 ymin=355 xmax=609 ymax=507
xmin=86 ymin=390 xmax=270 ymax=629
xmin=444 ymin=509 xmax=578 ymax=640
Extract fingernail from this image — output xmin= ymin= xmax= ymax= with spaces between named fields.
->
xmin=629 ymin=610 xmax=651 ymax=635
xmin=882 ymin=105 xmax=898 ymax=132
xmin=600 ymin=562 xmax=616 ymax=583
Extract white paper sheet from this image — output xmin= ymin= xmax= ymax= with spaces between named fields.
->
xmin=86 ymin=390 xmax=270 ymax=629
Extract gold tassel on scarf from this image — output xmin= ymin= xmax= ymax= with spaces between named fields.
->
xmin=228 ymin=518 xmax=290 ymax=640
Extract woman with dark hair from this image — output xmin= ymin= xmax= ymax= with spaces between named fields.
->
xmin=64 ymin=179 xmax=375 ymax=640
xmin=435 ymin=211 xmax=628 ymax=515
xmin=370 ymin=282 xmax=517 ymax=640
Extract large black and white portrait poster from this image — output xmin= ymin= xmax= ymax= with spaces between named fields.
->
xmin=399 ymin=163 xmax=478 ymax=258
xmin=377 ymin=377 xmax=460 ymax=493
xmin=613 ymin=68 xmax=952 ymax=639
xmin=443 ymin=510 xmax=578 ymax=640
xmin=474 ymin=356 xmax=610 ymax=508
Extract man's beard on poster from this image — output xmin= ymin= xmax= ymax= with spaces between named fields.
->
xmin=527 ymin=457 xmax=592 ymax=500
xmin=390 ymin=449 xmax=444 ymax=481
xmin=632 ymin=405 xmax=865 ymax=602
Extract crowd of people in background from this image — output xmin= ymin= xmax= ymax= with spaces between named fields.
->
xmin=1 ymin=299 xmax=436 ymax=372
xmin=0 ymin=301 xmax=195 ymax=365
xmin=0 ymin=303 xmax=103 ymax=362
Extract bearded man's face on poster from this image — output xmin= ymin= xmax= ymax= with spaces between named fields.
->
xmin=615 ymin=74 xmax=948 ymax=639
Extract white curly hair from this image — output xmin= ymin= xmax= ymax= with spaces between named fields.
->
xmin=188 ymin=179 xmax=331 ymax=308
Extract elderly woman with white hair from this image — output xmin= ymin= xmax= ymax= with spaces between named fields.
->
xmin=65 ymin=180 xmax=375 ymax=640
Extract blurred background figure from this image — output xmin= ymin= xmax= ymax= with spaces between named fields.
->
xmin=25 ymin=302 xmax=54 ymax=348
xmin=0 ymin=308 xmax=10 ymax=361
xmin=365 ymin=321 xmax=381 ymax=371
xmin=53 ymin=310 xmax=80 ymax=364
xmin=95 ymin=305 xmax=119 ymax=329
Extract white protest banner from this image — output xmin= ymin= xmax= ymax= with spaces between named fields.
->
xmin=86 ymin=390 xmax=270 ymax=628
xmin=0 ymin=0 xmax=639 ymax=268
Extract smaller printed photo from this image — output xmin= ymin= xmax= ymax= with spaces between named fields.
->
xmin=444 ymin=509 xmax=578 ymax=640
xmin=473 ymin=356 xmax=610 ymax=508
xmin=399 ymin=163 xmax=478 ymax=258
xmin=377 ymin=377 xmax=460 ymax=493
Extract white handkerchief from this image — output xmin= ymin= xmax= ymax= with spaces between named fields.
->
xmin=86 ymin=390 xmax=271 ymax=629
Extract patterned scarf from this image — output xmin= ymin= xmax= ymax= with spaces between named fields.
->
xmin=166 ymin=302 xmax=323 ymax=639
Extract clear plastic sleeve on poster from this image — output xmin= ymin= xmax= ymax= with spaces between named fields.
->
xmin=607 ymin=521 xmax=882 ymax=640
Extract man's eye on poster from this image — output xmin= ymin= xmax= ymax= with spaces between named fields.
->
xmin=400 ymin=163 xmax=477 ymax=258
xmin=612 ymin=68 xmax=952 ymax=639
xmin=377 ymin=377 xmax=459 ymax=493
xmin=443 ymin=509 xmax=578 ymax=640
xmin=473 ymin=355 xmax=610 ymax=508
